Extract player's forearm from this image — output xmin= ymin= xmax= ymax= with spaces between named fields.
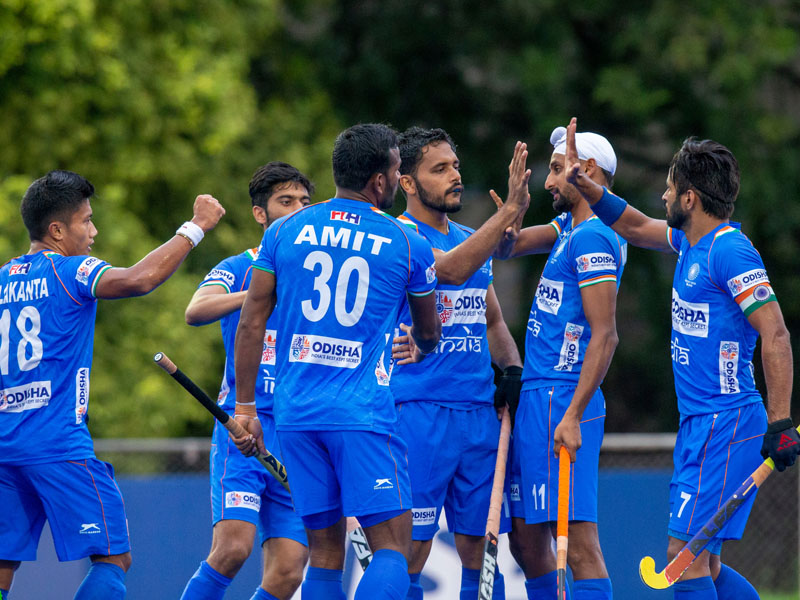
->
xmin=435 ymin=204 xmax=525 ymax=285
xmin=487 ymin=321 xmax=522 ymax=370
xmin=185 ymin=291 xmax=247 ymax=326
xmin=761 ymin=325 xmax=793 ymax=422
xmin=565 ymin=330 xmax=618 ymax=420
xmin=233 ymin=321 xmax=264 ymax=417
xmin=500 ymin=225 xmax=559 ymax=259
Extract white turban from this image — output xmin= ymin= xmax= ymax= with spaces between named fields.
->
xmin=550 ymin=126 xmax=617 ymax=176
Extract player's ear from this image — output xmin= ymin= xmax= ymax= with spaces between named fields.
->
xmin=252 ymin=205 xmax=267 ymax=226
xmin=399 ymin=174 xmax=415 ymax=195
xmin=584 ymin=158 xmax=597 ymax=177
xmin=47 ymin=220 xmax=65 ymax=241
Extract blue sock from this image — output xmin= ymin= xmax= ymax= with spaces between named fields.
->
xmin=674 ymin=576 xmax=718 ymax=599
xmin=407 ymin=572 xmax=423 ymax=600
xmin=525 ymin=571 xmax=571 ymax=600
xmin=460 ymin=566 xmax=481 ymax=600
xmin=573 ymin=578 xmax=612 ymax=599
xmin=74 ymin=562 xmax=126 ymax=600
xmin=180 ymin=560 xmax=232 ymax=600
xmin=302 ymin=566 xmax=345 ymax=600
xmin=355 ymin=548 xmax=410 ymax=600
xmin=714 ymin=564 xmax=758 ymax=600
xmin=493 ymin=569 xmax=506 ymax=599
xmin=1 ymin=588 xmax=8 ymax=599
xmin=250 ymin=587 xmax=280 ymax=600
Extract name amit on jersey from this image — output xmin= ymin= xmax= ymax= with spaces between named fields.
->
xmin=0 ymin=278 xmax=49 ymax=305
xmin=294 ymin=225 xmax=391 ymax=255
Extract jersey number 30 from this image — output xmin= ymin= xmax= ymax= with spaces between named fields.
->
xmin=0 ymin=307 xmax=44 ymax=375
xmin=301 ymin=251 xmax=370 ymax=327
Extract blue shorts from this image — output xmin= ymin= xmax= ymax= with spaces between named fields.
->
xmin=396 ymin=402 xmax=511 ymax=540
xmin=509 ymin=386 xmax=605 ymax=524
xmin=276 ymin=429 xmax=412 ymax=528
xmin=210 ymin=417 xmax=307 ymax=547
xmin=668 ymin=402 xmax=766 ymax=553
xmin=0 ymin=458 xmax=130 ymax=561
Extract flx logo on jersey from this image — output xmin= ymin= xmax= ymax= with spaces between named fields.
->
xmin=261 ymin=329 xmax=277 ymax=365
xmin=290 ymin=336 xmax=310 ymax=361
xmin=79 ymin=523 xmax=101 ymax=534
xmin=8 ymin=263 xmax=31 ymax=275
xmin=436 ymin=292 xmax=453 ymax=324
xmin=374 ymin=478 xmax=394 ymax=490
xmin=330 ymin=210 xmax=361 ymax=225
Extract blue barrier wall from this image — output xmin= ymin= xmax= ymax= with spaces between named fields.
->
xmin=11 ymin=469 xmax=673 ymax=599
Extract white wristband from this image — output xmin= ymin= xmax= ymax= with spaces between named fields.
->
xmin=176 ymin=221 xmax=204 ymax=247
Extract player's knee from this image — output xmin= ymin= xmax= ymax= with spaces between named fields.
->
xmin=210 ymin=538 xmax=254 ymax=574
xmin=264 ymin=558 xmax=304 ymax=594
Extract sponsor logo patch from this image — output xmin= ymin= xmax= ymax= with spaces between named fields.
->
xmin=203 ymin=268 xmax=236 ymax=289
xmin=330 ymin=210 xmax=361 ymax=225
xmin=261 ymin=329 xmax=277 ymax=365
xmin=289 ymin=334 xmax=362 ymax=368
xmin=727 ymin=269 xmax=769 ymax=296
xmin=75 ymin=368 xmax=90 ymax=424
xmin=435 ymin=288 xmax=487 ymax=326
xmin=672 ymin=290 xmax=709 ymax=338
xmin=719 ymin=341 xmax=740 ymax=394
xmin=555 ymin=322 xmax=584 ymax=371
xmin=510 ymin=483 xmax=521 ymax=502
xmin=0 ymin=381 xmax=51 ymax=413
xmin=75 ymin=257 xmax=101 ymax=285
xmin=575 ymin=252 xmax=616 ymax=273
xmin=535 ymin=276 xmax=564 ymax=315
xmin=225 ymin=491 xmax=261 ymax=511
xmin=412 ymin=507 xmax=437 ymax=526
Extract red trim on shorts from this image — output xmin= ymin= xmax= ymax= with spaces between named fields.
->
xmin=717 ymin=409 xmax=741 ymax=510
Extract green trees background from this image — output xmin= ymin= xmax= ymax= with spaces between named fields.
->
xmin=2 ymin=0 xmax=799 ymax=437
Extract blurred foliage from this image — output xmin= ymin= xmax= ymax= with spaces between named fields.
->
xmin=1 ymin=0 xmax=799 ymax=436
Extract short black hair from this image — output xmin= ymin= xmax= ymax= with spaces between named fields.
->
xmin=20 ymin=170 xmax=95 ymax=241
xmin=669 ymin=138 xmax=739 ymax=219
xmin=249 ymin=162 xmax=314 ymax=209
xmin=332 ymin=123 xmax=398 ymax=192
xmin=398 ymin=127 xmax=457 ymax=177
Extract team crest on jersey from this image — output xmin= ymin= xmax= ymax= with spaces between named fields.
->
xmin=290 ymin=336 xmax=311 ymax=361
xmin=225 ymin=491 xmax=261 ymax=511
xmin=75 ymin=257 xmax=101 ymax=285
xmin=261 ymin=329 xmax=277 ymax=365
xmin=727 ymin=269 xmax=768 ymax=296
xmin=8 ymin=263 xmax=31 ymax=275
xmin=688 ymin=263 xmax=700 ymax=281
xmin=330 ymin=210 xmax=361 ymax=225
xmin=436 ymin=292 xmax=454 ymax=324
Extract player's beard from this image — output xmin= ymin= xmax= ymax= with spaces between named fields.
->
xmin=417 ymin=178 xmax=462 ymax=214
xmin=666 ymin=196 xmax=688 ymax=230
xmin=552 ymin=188 xmax=576 ymax=214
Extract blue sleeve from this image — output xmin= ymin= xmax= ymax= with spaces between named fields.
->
xmin=198 ymin=256 xmax=241 ymax=292
xmin=253 ymin=223 xmax=279 ymax=274
xmin=711 ymin=232 xmax=776 ymax=316
xmin=666 ymin=227 xmax=684 ymax=254
xmin=65 ymin=256 xmax=112 ymax=301
xmin=406 ymin=230 xmax=438 ymax=296
xmin=570 ymin=228 xmax=622 ymax=288
xmin=550 ymin=213 xmax=570 ymax=236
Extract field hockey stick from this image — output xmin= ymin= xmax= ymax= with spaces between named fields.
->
xmin=346 ymin=517 xmax=373 ymax=572
xmin=556 ymin=445 xmax=570 ymax=599
xmin=478 ymin=406 xmax=512 ymax=600
xmin=639 ymin=425 xmax=800 ymax=589
xmin=153 ymin=352 xmax=289 ymax=491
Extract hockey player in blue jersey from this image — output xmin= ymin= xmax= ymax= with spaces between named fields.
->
xmin=232 ymin=124 xmax=442 ymax=600
xmin=565 ymin=117 xmax=800 ymax=600
xmin=180 ymin=163 xmax=313 ymax=600
xmin=389 ymin=127 xmax=530 ymax=600
xmin=496 ymin=126 xmax=626 ymax=600
xmin=0 ymin=170 xmax=224 ymax=600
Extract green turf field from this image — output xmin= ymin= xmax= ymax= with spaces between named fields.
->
xmin=762 ymin=592 xmax=798 ymax=600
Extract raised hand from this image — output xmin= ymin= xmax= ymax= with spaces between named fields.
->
xmin=191 ymin=194 xmax=226 ymax=232
xmin=565 ymin=117 xmax=583 ymax=187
